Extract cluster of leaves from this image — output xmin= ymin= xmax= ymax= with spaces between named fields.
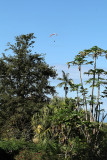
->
xmin=32 ymin=96 xmax=107 ymax=159
xmin=0 ymin=98 xmax=107 ymax=160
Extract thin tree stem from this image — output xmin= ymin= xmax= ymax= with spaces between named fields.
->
xmin=79 ymin=65 xmax=88 ymax=120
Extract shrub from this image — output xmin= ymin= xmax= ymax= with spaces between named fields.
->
xmin=15 ymin=149 xmax=42 ymax=160
xmin=0 ymin=139 xmax=40 ymax=160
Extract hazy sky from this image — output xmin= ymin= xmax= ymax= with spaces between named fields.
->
xmin=0 ymin=0 xmax=107 ymax=120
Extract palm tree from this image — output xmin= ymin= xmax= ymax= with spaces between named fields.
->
xmin=57 ymin=70 xmax=73 ymax=98
xmin=67 ymin=54 xmax=89 ymax=120
xmin=84 ymin=46 xmax=106 ymax=122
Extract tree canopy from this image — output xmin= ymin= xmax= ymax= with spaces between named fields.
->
xmin=0 ymin=33 xmax=57 ymax=140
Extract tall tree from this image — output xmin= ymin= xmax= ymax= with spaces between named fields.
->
xmin=57 ymin=70 xmax=73 ymax=98
xmin=83 ymin=46 xmax=107 ymax=122
xmin=0 ymin=33 xmax=57 ymax=140
xmin=67 ymin=53 xmax=91 ymax=120
xmin=67 ymin=46 xmax=107 ymax=122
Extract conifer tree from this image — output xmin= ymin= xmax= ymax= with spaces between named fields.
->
xmin=0 ymin=33 xmax=57 ymax=140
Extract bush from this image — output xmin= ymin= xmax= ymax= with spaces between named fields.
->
xmin=0 ymin=139 xmax=39 ymax=160
xmin=15 ymin=150 xmax=42 ymax=160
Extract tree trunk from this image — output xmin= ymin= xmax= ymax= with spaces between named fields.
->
xmin=95 ymin=73 xmax=100 ymax=122
xmin=64 ymin=84 xmax=68 ymax=98
xmin=90 ymin=56 xmax=96 ymax=122
xmin=79 ymin=65 xmax=88 ymax=120
xmin=77 ymin=87 xmax=79 ymax=110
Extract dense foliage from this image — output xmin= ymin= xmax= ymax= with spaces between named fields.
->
xmin=0 ymin=34 xmax=107 ymax=160
xmin=0 ymin=33 xmax=57 ymax=140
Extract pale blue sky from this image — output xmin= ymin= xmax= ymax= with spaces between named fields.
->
xmin=0 ymin=0 xmax=107 ymax=120
xmin=0 ymin=0 xmax=107 ymax=64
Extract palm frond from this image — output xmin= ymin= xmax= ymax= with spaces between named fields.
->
xmin=57 ymin=82 xmax=65 ymax=88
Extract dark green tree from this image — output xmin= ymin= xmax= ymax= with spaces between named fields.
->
xmin=0 ymin=33 xmax=57 ymax=140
